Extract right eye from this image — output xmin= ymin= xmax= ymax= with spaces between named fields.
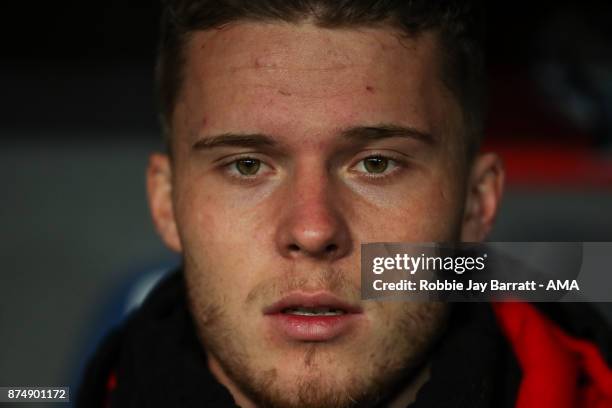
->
xmin=361 ymin=156 xmax=390 ymax=174
xmin=222 ymin=156 xmax=274 ymax=181
xmin=234 ymin=158 xmax=261 ymax=176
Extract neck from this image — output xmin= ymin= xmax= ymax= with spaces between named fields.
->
xmin=385 ymin=363 xmax=431 ymax=408
xmin=207 ymin=355 xmax=257 ymax=408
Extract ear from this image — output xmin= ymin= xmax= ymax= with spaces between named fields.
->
xmin=146 ymin=153 xmax=182 ymax=252
xmin=461 ymin=152 xmax=505 ymax=242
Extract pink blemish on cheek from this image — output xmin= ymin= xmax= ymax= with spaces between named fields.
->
xmin=254 ymin=56 xmax=276 ymax=69
xmin=365 ymin=86 xmax=375 ymax=93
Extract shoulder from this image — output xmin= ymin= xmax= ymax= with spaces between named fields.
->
xmin=76 ymin=270 xmax=186 ymax=407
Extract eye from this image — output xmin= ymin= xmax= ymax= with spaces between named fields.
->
xmin=353 ymin=155 xmax=399 ymax=176
xmin=222 ymin=156 xmax=274 ymax=181
xmin=362 ymin=156 xmax=389 ymax=174
xmin=235 ymin=158 xmax=261 ymax=176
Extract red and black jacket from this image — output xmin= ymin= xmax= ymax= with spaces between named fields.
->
xmin=77 ymin=271 xmax=612 ymax=407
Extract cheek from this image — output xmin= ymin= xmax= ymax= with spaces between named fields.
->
xmin=175 ymin=182 xmax=275 ymax=295
xmin=176 ymin=177 xmax=253 ymax=246
xmin=359 ymin=301 xmax=448 ymax=371
xmin=409 ymin=182 xmax=464 ymax=239
xmin=348 ymin=179 xmax=464 ymax=243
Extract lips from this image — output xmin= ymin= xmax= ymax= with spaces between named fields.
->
xmin=263 ymin=292 xmax=364 ymax=342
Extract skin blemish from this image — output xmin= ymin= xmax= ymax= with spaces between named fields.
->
xmin=366 ymin=86 xmax=375 ymax=93
xmin=254 ymin=56 xmax=278 ymax=69
xmin=278 ymin=89 xmax=291 ymax=96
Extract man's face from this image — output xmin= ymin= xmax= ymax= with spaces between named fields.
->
xmin=148 ymin=22 xmax=501 ymax=408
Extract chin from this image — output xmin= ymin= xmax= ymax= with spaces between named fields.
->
xmin=247 ymin=363 xmax=375 ymax=408
xmin=224 ymin=342 xmax=391 ymax=408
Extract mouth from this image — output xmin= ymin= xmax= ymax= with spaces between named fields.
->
xmin=263 ymin=292 xmax=364 ymax=342
xmin=281 ymin=306 xmax=347 ymax=316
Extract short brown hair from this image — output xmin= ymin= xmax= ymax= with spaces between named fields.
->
xmin=156 ymin=0 xmax=485 ymax=155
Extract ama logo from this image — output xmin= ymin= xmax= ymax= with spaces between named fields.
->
xmin=546 ymin=280 xmax=580 ymax=291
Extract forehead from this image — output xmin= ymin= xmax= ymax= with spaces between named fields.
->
xmin=174 ymin=22 xmax=461 ymax=148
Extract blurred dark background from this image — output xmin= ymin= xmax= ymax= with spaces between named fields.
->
xmin=1 ymin=0 xmax=611 ymax=401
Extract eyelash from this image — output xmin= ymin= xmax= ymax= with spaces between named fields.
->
xmin=220 ymin=155 xmax=274 ymax=182
xmin=350 ymin=154 xmax=403 ymax=180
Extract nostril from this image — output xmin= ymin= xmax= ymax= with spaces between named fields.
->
xmin=288 ymin=244 xmax=300 ymax=252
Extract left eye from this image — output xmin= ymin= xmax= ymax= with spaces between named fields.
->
xmin=234 ymin=158 xmax=261 ymax=175
xmin=355 ymin=156 xmax=397 ymax=175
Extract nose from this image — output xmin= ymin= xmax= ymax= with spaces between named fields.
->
xmin=275 ymin=168 xmax=352 ymax=261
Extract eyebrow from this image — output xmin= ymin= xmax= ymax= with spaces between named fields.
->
xmin=192 ymin=133 xmax=277 ymax=150
xmin=192 ymin=124 xmax=434 ymax=151
xmin=340 ymin=124 xmax=435 ymax=145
